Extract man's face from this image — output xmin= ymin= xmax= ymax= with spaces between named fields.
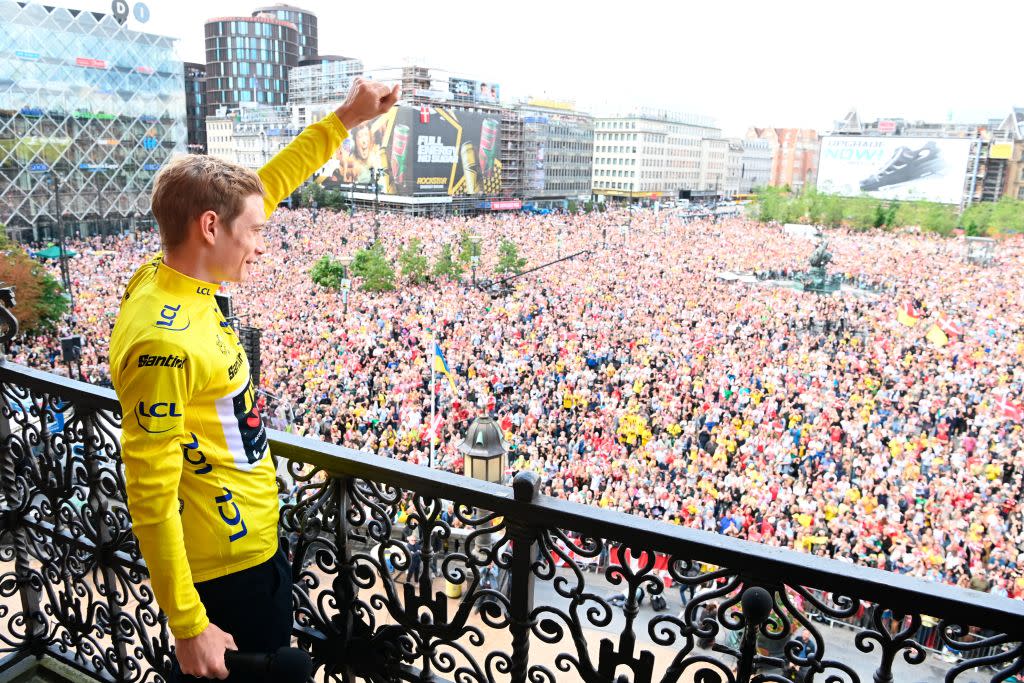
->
xmin=213 ymin=194 xmax=266 ymax=283
xmin=355 ymin=127 xmax=371 ymax=158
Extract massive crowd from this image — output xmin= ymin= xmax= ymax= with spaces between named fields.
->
xmin=13 ymin=206 xmax=1024 ymax=599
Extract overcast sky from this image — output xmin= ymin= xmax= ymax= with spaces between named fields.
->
xmin=58 ymin=0 xmax=1024 ymax=136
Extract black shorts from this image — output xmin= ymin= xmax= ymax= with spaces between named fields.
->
xmin=170 ymin=547 xmax=292 ymax=682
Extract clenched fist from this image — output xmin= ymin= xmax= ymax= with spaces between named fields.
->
xmin=334 ymin=78 xmax=400 ymax=130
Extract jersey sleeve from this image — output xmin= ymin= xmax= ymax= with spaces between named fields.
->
xmin=116 ymin=339 xmax=208 ymax=639
xmin=259 ymin=112 xmax=349 ymax=217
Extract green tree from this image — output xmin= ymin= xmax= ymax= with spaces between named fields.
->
xmin=845 ymin=196 xmax=879 ymax=231
xmin=432 ymin=243 xmax=463 ymax=280
xmin=822 ymin=194 xmax=845 ymax=227
xmin=309 ymin=255 xmax=345 ymax=290
xmin=350 ymin=245 xmax=378 ymax=278
xmin=988 ymin=196 xmax=1024 ymax=234
xmin=961 ymin=202 xmax=993 ymax=236
xmin=754 ymin=186 xmax=788 ymax=222
xmin=457 ymin=230 xmax=479 ymax=265
xmin=921 ymin=203 xmax=957 ymax=236
xmin=872 ymin=202 xmax=888 ymax=228
xmin=0 ymin=233 xmax=68 ymax=333
xmin=398 ymin=237 xmax=430 ymax=284
xmin=360 ymin=246 xmax=396 ymax=292
xmin=496 ymin=237 xmax=527 ymax=275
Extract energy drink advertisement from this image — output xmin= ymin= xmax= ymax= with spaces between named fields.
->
xmin=316 ymin=105 xmax=502 ymax=196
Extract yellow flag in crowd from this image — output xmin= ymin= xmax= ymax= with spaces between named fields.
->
xmin=897 ymin=301 xmax=920 ymax=327
xmin=926 ymin=324 xmax=949 ymax=348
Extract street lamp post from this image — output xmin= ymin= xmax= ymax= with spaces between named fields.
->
xmin=622 ymin=189 xmax=630 ymax=235
xmin=338 ymin=255 xmax=354 ymax=314
xmin=459 ymin=415 xmax=508 ymax=484
xmin=349 ymin=181 xmax=355 ymax=216
xmin=368 ymin=167 xmax=388 ymax=245
xmin=43 ymin=172 xmax=74 ymax=313
xmin=459 ymin=415 xmax=508 ymax=562
xmin=469 ymin=234 xmax=483 ymax=286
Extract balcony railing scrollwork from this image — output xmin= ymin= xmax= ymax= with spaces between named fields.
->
xmin=0 ymin=360 xmax=1020 ymax=683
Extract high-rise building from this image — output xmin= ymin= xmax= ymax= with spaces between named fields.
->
xmin=699 ymin=137 xmax=728 ymax=194
xmin=746 ymin=127 xmax=819 ymax=192
xmin=0 ymin=0 xmax=185 ymax=240
xmin=203 ymin=14 xmax=299 ymax=116
xmin=252 ymin=5 xmax=317 ymax=61
xmin=739 ymin=139 xmax=772 ymax=193
xmin=288 ymin=56 xmax=363 ymax=105
xmin=518 ymin=100 xmax=594 ymax=208
xmin=184 ymin=62 xmax=207 ymax=153
xmin=592 ymin=110 xmax=722 ymax=202
xmin=724 ymin=140 xmax=744 ymax=197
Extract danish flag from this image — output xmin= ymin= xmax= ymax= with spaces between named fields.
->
xmin=425 ymin=413 xmax=444 ymax=443
xmin=419 ymin=105 xmax=430 ymax=124
xmin=994 ymin=394 xmax=1023 ymax=422
xmin=936 ymin=313 xmax=963 ymax=338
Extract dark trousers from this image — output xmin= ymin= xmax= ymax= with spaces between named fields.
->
xmin=170 ymin=547 xmax=292 ymax=682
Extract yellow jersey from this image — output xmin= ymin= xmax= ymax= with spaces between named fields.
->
xmin=109 ymin=113 xmax=347 ymax=639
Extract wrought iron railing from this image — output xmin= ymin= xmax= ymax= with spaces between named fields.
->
xmin=0 ymin=360 xmax=1021 ymax=683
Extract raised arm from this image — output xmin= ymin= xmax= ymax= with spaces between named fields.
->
xmin=259 ymin=78 xmax=400 ymax=217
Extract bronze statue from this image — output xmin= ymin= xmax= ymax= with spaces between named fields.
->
xmin=809 ymin=239 xmax=833 ymax=269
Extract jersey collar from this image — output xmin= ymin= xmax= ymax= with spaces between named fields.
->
xmin=155 ymin=259 xmax=220 ymax=301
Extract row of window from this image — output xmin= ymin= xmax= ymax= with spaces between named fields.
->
xmin=206 ymin=77 xmax=284 ymax=91
xmin=208 ymin=21 xmax=293 ymax=39
xmin=207 ymin=48 xmax=295 ymax=64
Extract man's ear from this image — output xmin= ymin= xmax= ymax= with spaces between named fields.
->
xmin=197 ymin=210 xmax=219 ymax=246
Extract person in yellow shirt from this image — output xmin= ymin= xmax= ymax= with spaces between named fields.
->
xmin=110 ymin=80 xmax=398 ymax=681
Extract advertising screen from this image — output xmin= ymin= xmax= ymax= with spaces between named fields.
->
xmin=816 ymin=136 xmax=972 ymax=204
xmin=448 ymin=78 xmax=500 ymax=105
xmin=316 ymin=105 xmax=502 ymax=196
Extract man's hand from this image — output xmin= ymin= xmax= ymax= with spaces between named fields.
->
xmin=175 ymin=622 xmax=237 ymax=680
xmin=335 ymin=78 xmax=400 ymax=130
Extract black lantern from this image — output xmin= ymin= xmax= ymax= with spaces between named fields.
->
xmin=459 ymin=416 xmax=507 ymax=484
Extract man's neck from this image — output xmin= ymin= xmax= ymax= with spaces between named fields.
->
xmin=163 ymin=249 xmax=217 ymax=283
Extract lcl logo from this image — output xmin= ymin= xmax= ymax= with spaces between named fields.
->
xmin=138 ymin=402 xmax=182 ymax=418
xmin=134 ymin=401 xmax=182 ymax=434
xmin=155 ymin=304 xmax=190 ymax=331
xmin=111 ymin=1 xmax=150 ymax=23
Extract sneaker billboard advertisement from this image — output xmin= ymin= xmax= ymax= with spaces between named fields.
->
xmin=816 ymin=136 xmax=973 ymax=204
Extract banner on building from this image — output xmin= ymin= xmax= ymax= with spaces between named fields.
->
xmin=816 ymin=136 xmax=972 ymax=204
xmin=316 ymin=105 xmax=502 ymax=196
xmin=448 ymin=78 xmax=500 ymax=105
xmin=989 ymin=142 xmax=1013 ymax=160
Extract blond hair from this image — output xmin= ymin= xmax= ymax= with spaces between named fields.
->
xmin=151 ymin=155 xmax=265 ymax=251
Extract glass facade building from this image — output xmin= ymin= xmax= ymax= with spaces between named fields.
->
xmin=184 ymin=61 xmax=207 ymax=153
xmin=252 ymin=5 xmax=317 ymax=61
xmin=204 ymin=15 xmax=298 ymax=116
xmin=0 ymin=0 xmax=185 ymax=240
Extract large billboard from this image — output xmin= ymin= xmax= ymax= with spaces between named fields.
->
xmin=317 ymin=105 xmax=502 ymax=196
xmin=448 ymin=78 xmax=500 ymax=105
xmin=816 ymin=136 xmax=972 ymax=204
